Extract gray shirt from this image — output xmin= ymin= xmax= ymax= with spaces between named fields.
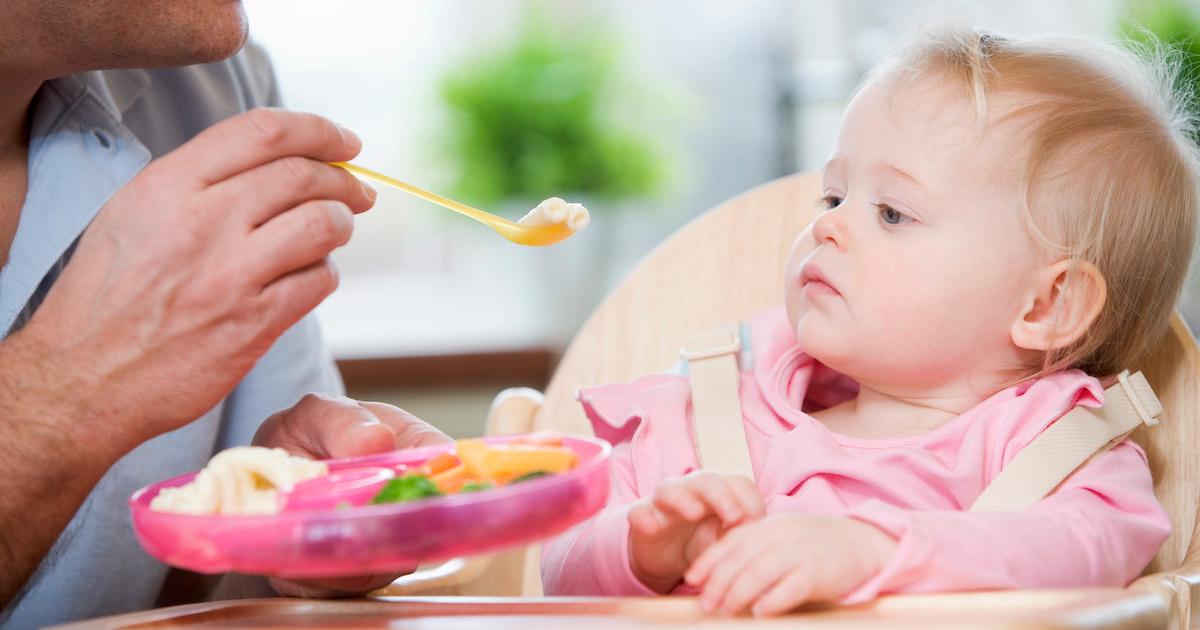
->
xmin=0 ymin=44 xmax=344 ymax=628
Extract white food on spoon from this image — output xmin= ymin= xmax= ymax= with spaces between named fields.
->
xmin=149 ymin=446 xmax=327 ymax=516
xmin=518 ymin=197 xmax=590 ymax=231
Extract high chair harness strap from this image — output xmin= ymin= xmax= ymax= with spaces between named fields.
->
xmin=681 ymin=324 xmax=1163 ymax=510
xmin=680 ymin=324 xmax=755 ymax=480
xmin=969 ymin=369 xmax=1161 ymax=512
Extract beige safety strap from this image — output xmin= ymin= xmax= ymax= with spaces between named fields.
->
xmin=970 ymin=370 xmax=1161 ymax=512
xmin=680 ymin=324 xmax=755 ymax=480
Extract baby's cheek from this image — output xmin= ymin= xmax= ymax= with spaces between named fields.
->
xmin=847 ymin=277 xmax=952 ymax=353
xmin=866 ymin=285 xmax=999 ymax=377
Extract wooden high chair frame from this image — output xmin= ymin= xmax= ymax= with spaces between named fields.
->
xmin=66 ymin=173 xmax=1200 ymax=629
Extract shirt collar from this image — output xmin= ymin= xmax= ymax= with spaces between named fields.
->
xmin=45 ymin=68 xmax=151 ymax=124
xmin=0 ymin=69 xmax=152 ymax=336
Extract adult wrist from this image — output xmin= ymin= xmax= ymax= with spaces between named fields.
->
xmin=0 ymin=328 xmax=135 ymax=468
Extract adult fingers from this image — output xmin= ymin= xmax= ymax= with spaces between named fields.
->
xmin=359 ymin=402 xmax=452 ymax=449
xmin=255 ymin=257 xmax=340 ymax=342
xmin=246 ymin=200 xmax=353 ymax=287
xmin=268 ymin=572 xmax=402 ymax=599
xmin=161 ymin=108 xmax=362 ymax=186
xmin=252 ymin=393 xmax=396 ymax=459
xmin=213 ymin=156 xmax=375 ymax=228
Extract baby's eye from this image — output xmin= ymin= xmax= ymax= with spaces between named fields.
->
xmin=877 ymin=204 xmax=912 ymax=226
xmin=820 ymin=195 xmax=843 ymax=210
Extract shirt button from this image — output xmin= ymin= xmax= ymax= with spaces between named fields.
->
xmin=92 ymin=129 xmax=113 ymax=150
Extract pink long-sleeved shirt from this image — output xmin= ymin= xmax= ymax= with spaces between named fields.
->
xmin=540 ymin=306 xmax=1170 ymax=602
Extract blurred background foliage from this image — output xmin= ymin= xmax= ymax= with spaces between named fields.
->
xmin=438 ymin=9 xmax=667 ymax=210
xmin=1121 ymin=0 xmax=1200 ymax=142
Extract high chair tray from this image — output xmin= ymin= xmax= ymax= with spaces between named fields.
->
xmin=128 ymin=434 xmax=610 ymax=578
xmin=52 ymin=591 xmax=1167 ymax=629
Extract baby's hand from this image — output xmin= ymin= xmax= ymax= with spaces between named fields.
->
xmin=684 ymin=513 xmax=897 ymax=617
xmin=627 ymin=471 xmax=764 ymax=593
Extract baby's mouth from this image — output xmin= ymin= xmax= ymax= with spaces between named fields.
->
xmin=799 ymin=262 xmax=841 ymax=297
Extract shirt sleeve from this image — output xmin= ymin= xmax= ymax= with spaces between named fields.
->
xmin=540 ymin=434 xmax=658 ymax=596
xmin=216 ymin=314 xmax=344 ymax=450
xmin=839 ymin=440 xmax=1171 ymax=603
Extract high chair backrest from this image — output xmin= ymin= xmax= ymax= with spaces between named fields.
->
xmin=534 ymin=171 xmax=1200 ymax=578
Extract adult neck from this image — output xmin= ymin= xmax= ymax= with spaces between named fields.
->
xmin=0 ymin=74 xmax=41 ymax=267
xmin=0 ymin=69 xmax=38 ymax=147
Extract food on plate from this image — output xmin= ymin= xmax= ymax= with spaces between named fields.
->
xmin=370 ymin=438 xmax=578 ymax=504
xmin=149 ymin=436 xmax=580 ymax=514
xmin=149 ymin=446 xmax=327 ymax=516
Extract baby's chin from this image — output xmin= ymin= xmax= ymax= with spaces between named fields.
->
xmin=793 ymin=321 xmax=854 ymax=371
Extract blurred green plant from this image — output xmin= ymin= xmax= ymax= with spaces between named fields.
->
xmin=1120 ymin=0 xmax=1200 ymax=141
xmin=438 ymin=11 xmax=665 ymax=210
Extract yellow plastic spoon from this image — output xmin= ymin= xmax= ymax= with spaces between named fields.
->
xmin=332 ymin=161 xmax=575 ymax=247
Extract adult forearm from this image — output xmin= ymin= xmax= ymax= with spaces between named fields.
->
xmin=0 ymin=332 xmax=131 ymax=608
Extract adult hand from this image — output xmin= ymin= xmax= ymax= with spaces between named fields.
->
xmin=13 ymin=108 xmax=376 ymax=457
xmin=252 ymin=393 xmax=452 ymax=597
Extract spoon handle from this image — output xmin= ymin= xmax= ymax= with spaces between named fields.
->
xmin=332 ymin=161 xmax=497 ymax=227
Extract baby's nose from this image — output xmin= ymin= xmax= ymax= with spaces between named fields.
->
xmin=812 ymin=208 xmax=847 ymax=249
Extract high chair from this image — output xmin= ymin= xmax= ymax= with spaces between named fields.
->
xmin=66 ymin=172 xmax=1199 ymax=629
xmin=382 ymin=171 xmax=1200 ymax=627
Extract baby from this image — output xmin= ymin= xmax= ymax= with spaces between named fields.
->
xmin=540 ymin=29 xmax=1198 ymax=617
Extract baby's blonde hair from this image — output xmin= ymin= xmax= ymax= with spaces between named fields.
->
xmin=872 ymin=28 xmax=1199 ymax=379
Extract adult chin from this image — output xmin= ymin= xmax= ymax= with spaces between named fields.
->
xmin=121 ymin=1 xmax=250 ymax=68
xmin=37 ymin=0 xmax=249 ymax=75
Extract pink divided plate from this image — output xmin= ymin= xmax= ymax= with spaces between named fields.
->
xmin=129 ymin=434 xmax=611 ymax=578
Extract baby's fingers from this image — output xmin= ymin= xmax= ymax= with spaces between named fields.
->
xmin=714 ymin=551 xmax=802 ymax=616
xmin=694 ymin=535 xmax=772 ymax=614
xmin=685 ymin=538 xmax=724 ymax=587
xmin=685 ymin=521 xmax=754 ymax=587
xmin=652 ymin=472 xmax=761 ymax=527
xmin=726 ymin=475 xmax=766 ymax=521
xmin=696 ymin=478 xmax=750 ymax=526
xmin=628 ymin=501 xmax=668 ymax=537
xmin=653 ymin=479 xmax=712 ymax=522
xmin=750 ymin=569 xmax=814 ymax=618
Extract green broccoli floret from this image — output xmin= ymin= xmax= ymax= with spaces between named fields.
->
xmin=510 ymin=471 xmax=551 ymax=484
xmin=460 ymin=481 xmax=495 ymax=493
xmin=371 ymin=475 xmax=442 ymax=504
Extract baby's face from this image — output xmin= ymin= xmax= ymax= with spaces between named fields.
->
xmin=784 ymin=76 xmax=1048 ymax=391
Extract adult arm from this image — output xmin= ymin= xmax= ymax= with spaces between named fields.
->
xmin=0 ymin=107 xmax=375 ymax=607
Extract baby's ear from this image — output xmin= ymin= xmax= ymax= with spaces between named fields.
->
xmin=1010 ymin=259 xmax=1107 ymax=352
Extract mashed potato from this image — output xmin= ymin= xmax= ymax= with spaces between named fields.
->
xmin=149 ymin=446 xmax=327 ymax=516
xmin=518 ymin=197 xmax=590 ymax=231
